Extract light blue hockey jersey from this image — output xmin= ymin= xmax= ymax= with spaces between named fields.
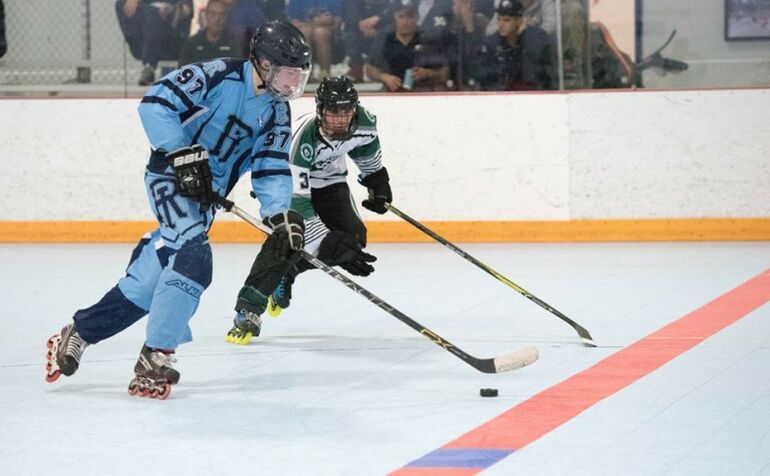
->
xmin=139 ymin=58 xmax=293 ymax=218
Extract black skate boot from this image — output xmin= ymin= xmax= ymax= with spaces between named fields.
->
xmin=225 ymin=309 xmax=262 ymax=345
xmin=46 ymin=323 xmax=89 ymax=383
xmin=128 ymin=344 xmax=180 ymax=400
xmin=267 ymin=274 xmax=294 ymax=317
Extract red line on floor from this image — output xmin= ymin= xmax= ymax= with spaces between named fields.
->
xmin=391 ymin=269 xmax=770 ymax=475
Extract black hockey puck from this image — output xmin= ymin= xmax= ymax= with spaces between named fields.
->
xmin=480 ymin=388 xmax=498 ymax=397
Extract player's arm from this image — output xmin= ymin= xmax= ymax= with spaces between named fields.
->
xmin=248 ymin=103 xmax=305 ymax=253
xmin=138 ymin=63 xmax=211 ymax=152
xmin=348 ymin=108 xmax=383 ymax=176
xmin=250 ymin=105 xmax=294 ymax=219
xmin=348 ymin=109 xmax=392 ymax=215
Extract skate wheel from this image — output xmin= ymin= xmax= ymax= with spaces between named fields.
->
xmin=148 ymin=384 xmax=172 ymax=400
xmin=267 ymin=297 xmax=282 ymax=318
xmin=47 ymin=335 xmax=59 ymax=350
xmin=225 ymin=331 xmax=253 ymax=345
xmin=45 ymin=370 xmax=61 ymax=383
xmin=157 ymin=384 xmax=172 ymax=400
xmin=128 ymin=383 xmax=140 ymax=396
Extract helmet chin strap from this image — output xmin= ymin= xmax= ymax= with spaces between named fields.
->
xmin=251 ymin=58 xmax=267 ymax=90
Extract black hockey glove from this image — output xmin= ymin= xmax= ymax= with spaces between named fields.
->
xmin=262 ymin=210 xmax=305 ymax=259
xmin=169 ymin=145 xmax=215 ymax=207
xmin=360 ymin=167 xmax=392 ymax=215
xmin=317 ymin=230 xmax=377 ymax=277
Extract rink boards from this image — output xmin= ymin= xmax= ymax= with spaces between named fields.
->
xmin=1 ymin=89 xmax=768 ymax=242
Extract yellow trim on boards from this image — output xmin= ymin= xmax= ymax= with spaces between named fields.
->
xmin=0 ymin=219 xmax=768 ymax=243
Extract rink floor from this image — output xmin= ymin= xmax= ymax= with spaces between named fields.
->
xmin=1 ymin=241 xmax=769 ymax=475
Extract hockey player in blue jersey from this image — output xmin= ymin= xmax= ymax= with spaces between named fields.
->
xmin=44 ymin=20 xmax=312 ymax=399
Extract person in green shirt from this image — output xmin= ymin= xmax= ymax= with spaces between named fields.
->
xmin=226 ymin=75 xmax=393 ymax=345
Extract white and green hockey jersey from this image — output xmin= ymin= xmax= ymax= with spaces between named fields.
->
xmin=288 ymin=106 xmax=383 ymax=254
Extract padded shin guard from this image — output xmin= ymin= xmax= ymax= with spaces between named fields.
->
xmin=236 ymin=244 xmax=300 ymax=314
xmin=235 ymin=285 xmax=270 ymax=315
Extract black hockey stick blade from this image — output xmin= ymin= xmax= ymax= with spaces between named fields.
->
xmin=385 ymin=203 xmax=596 ymax=347
xmin=216 ymin=196 xmax=539 ymax=373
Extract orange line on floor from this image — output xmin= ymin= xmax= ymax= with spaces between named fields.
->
xmin=392 ymin=269 xmax=770 ymax=474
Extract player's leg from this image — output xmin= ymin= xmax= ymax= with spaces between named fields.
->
xmin=310 ymin=182 xmax=377 ymax=276
xmin=263 ymin=182 xmax=373 ymax=318
xmin=128 ymin=171 xmax=214 ymax=398
xmin=129 ymin=234 xmax=211 ymax=398
xmin=46 ymin=230 xmax=165 ymax=382
xmin=226 ymin=232 xmax=302 ymax=344
xmin=311 ymin=182 xmax=367 ymax=247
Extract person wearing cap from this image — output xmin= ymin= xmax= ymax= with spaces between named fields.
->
xmin=472 ymin=0 xmax=553 ymax=90
xmin=484 ymin=0 xmax=556 ymax=36
xmin=365 ymin=0 xmax=450 ymax=92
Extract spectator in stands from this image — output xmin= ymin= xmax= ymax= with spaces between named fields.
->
xmin=448 ymin=0 xmax=490 ymax=89
xmin=472 ymin=0 xmax=552 ymax=90
xmin=116 ymin=0 xmax=194 ymax=85
xmin=221 ymin=0 xmax=286 ymax=56
xmin=0 ymin=0 xmax=6 ymax=59
xmin=414 ymin=0 xmax=454 ymax=31
xmin=365 ymin=0 xmax=450 ymax=92
xmin=485 ymin=0 xmax=556 ymax=35
xmin=476 ymin=0 xmax=496 ymax=18
xmin=287 ymin=0 xmax=344 ymax=81
xmin=412 ymin=0 xmax=456 ymax=72
xmin=178 ymin=0 xmax=242 ymax=66
xmin=341 ymin=0 xmax=392 ymax=82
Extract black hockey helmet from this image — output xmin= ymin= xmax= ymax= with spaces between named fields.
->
xmin=315 ymin=75 xmax=360 ymax=140
xmin=250 ymin=20 xmax=312 ymax=100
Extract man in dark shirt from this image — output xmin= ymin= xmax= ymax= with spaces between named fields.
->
xmin=365 ymin=0 xmax=449 ymax=92
xmin=178 ymin=0 xmax=242 ymax=66
xmin=472 ymin=0 xmax=552 ymax=90
xmin=342 ymin=0 xmax=392 ymax=81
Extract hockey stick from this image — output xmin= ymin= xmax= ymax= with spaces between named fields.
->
xmin=385 ymin=203 xmax=596 ymax=347
xmin=216 ymin=196 xmax=538 ymax=374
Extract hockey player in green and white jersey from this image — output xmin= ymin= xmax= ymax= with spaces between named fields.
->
xmin=226 ymin=75 xmax=393 ymax=345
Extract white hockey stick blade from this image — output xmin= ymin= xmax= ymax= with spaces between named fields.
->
xmin=493 ymin=346 xmax=539 ymax=373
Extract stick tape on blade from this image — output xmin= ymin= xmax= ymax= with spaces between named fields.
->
xmin=494 ymin=346 xmax=539 ymax=373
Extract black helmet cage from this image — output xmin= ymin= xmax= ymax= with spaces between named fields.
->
xmin=315 ymin=76 xmax=360 ymax=140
